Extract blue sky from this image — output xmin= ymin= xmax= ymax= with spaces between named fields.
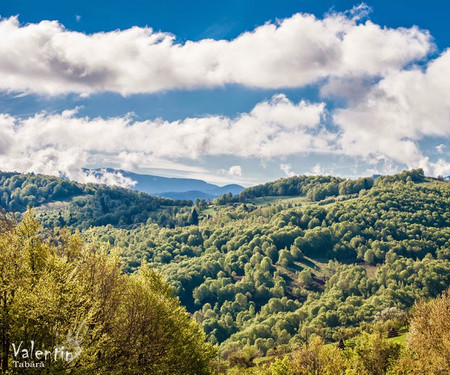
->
xmin=0 ymin=1 xmax=449 ymax=186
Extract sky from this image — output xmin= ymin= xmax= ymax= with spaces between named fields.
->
xmin=0 ymin=0 xmax=449 ymax=187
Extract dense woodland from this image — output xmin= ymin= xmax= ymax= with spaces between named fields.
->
xmin=214 ymin=175 xmax=375 ymax=204
xmin=0 ymin=172 xmax=194 ymax=229
xmin=0 ymin=169 xmax=449 ymax=374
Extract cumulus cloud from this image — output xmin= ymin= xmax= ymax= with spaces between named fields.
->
xmin=228 ymin=166 xmax=242 ymax=177
xmin=345 ymin=3 xmax=372 ymax=20
xmin=280 ymin=164 xmax=295 ymax=177
xmin=418 ymin=158 xmax=450 ymax=177
xmin=333 ymin=49 xmax=450 ymax=175
xmin=0 ymin=9 xmax=432 ymax=95
xmin=320 ymin=76 xmax=376 ymax=102
xmin=310 ymin=164 xmax=324 ymax=175
xmin=1 ymin=85 xmax=449 ymax=181
xmin=83 ymin=169 xmax=137 ymax=188
xmin=0 ymin=95 xmax=332 ymax=182
xmin=436 ymin=144 xmax=446 ymax=154
xmin=218 ymin=166 xmax=243 ymax=177
xmin=1 ymin=80 xmax=448 ymax=182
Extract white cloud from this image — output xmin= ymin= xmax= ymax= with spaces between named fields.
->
xmin=310 ymin=163 xmax=323 ymax=175
xmin=345 ymin=3 xmax=372 ymax=20
xmin=320 ymin=76 xmax=375 ymax=102
xmin=333 ymin=49 xmax=450 ymax=175
xmin=1 ymin=81 xmax=448 ymax=183
xmin=0 ymin=10 xmax=432 ymax=95
xmin=418 ymin=158 xmax=450 ymax=177
xmin=84 ymin=169 xmax=137 ymax=188
xmin=218 ymin=166 xmax=243 ymax=177
xmin=280 ymin=164 xmax=295 ymax=177
xmin=228 ymin=165 xmax=242 ymax=177
xmin=436 ymin=144 xmax=446 ymax=154
xmin=366 ymin=159 xmax=400 ymax=176
xmin=0 ymin=95 xmax=332 ymax=182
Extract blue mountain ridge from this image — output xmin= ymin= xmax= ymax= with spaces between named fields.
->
xmin=88 ymin=168 xmax=244 ymax=201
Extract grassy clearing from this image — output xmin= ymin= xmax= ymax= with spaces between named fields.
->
xmin=201 ymin=192 xmax=364 ymax=218
xmin=388 ymin=332 xmax=407 ymax=345
xmin=201 ymin=196 xmax=311 ymax=216
xmin=201 ymin=206 xmax=219 ymax=217
xmin=297 ymin=256 xmax=331 ymax=277
xmin=34 ymin=195 xmax=86 ymax=212
xmin=362 ymin=264 xmax=378 ymax=279
xmin=253 ymin=355 xmax=274 ymax=366
xmin=249 ymin=195 xmax=310 ymax=207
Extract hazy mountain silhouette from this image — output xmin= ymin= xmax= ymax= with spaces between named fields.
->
xmin=89 ymin=168 xmax=244 ymax=201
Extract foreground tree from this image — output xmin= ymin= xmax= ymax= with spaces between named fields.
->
xmin=0 ymin=210 xmax=215 ymax=374
xmin=289 ymin=336 xmax=347 ymax=375
xmin=405 ymin=289 xmax=450 ymax=374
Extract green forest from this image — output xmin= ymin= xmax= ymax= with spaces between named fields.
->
xmin=0 ymin=169 xmax=449 ymax=374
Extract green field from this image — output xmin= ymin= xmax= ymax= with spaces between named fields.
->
xmin=388 ymin=332 xmax=407 ymax=345
xmin=200 ymin=195 xmax=311 ymax=219
xmin=249 ymin=195 xmax=310 ymax=207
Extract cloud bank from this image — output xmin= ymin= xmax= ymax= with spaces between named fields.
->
xmin=0 ymin=9 xmax=432 ymax=95
xmin=334 ymin=49 xmax=450 ymax=173
xmin=1 ymin=88 xmax=448 ymax=183
xmin=0 ymin=95 xmax=330 ymax=183
xmin=0 ymin=6 xmax=448 ymax=182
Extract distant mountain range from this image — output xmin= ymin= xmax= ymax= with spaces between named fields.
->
xmin=89 ymin=169 xmax=245 ymax=201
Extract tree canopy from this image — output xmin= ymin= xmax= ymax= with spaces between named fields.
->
xmin=0 ymin=211 xmax=215 ymax=374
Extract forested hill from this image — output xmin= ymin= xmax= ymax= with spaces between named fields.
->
xmin=214 ymin=168 xmax=427 ymax=204
xmin=87 ymin=170 xmax=449 ymax=365
xmin=0 ymin=171 xmax=194 ymax=229
xmin=0 ymin=168 xmax=449 ymax=373
xmin=0 ymin=169 xmax=423 ymax=230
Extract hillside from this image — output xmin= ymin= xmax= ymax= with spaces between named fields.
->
xmin=0 ymin=171 xmax=194 ymax=229
xmin=214 ymin=169 xmax=429 ymax=206
xmin=85 ymin=170 xmax=449 ymax=363
xmin=213 ymin=174 xmax=372 ymax=204
xmin=1 ymin=169 xmax=449 ymax=373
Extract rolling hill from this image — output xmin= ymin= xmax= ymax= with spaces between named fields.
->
xmin=1 ymin=168 xmax=449 ymax=373
xmin=88 ymin=168 xmax=245 ymax=200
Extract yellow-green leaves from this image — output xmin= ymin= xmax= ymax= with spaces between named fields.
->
xmin=0 ymin=210 xmax=216 ymax=374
